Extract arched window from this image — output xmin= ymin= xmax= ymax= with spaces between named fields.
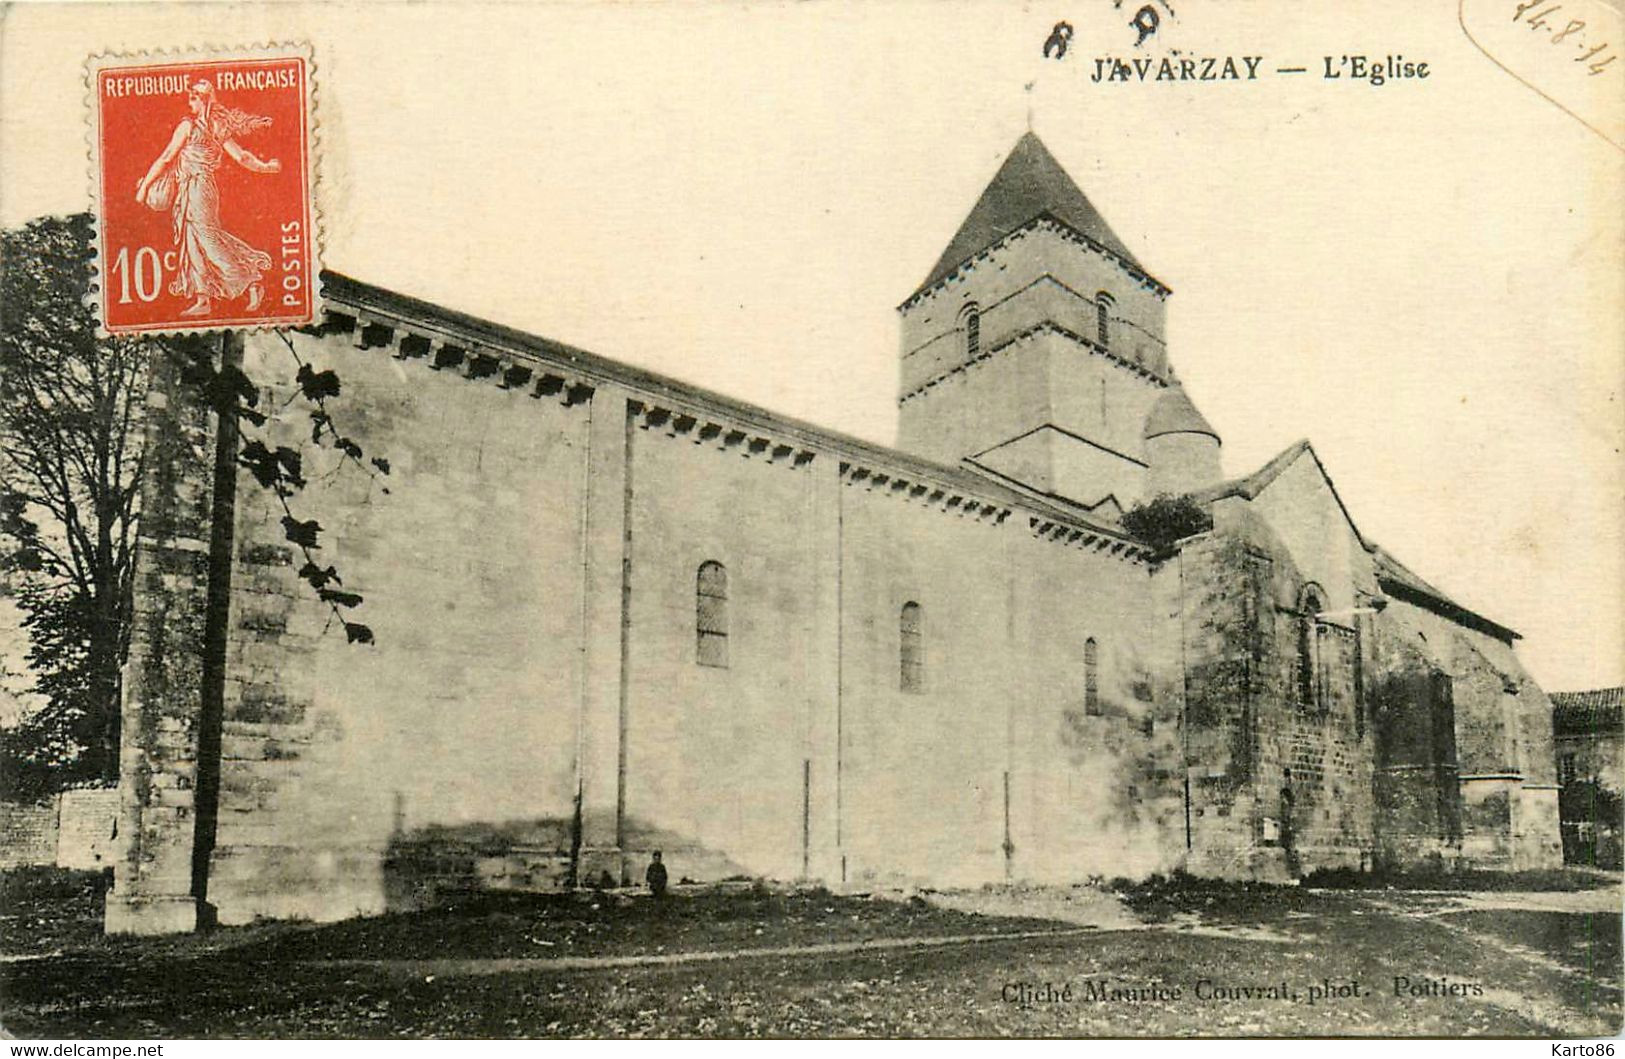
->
xmin=960 ymin=304 xmax=981 ymax=360
xmin=696 ymin=561 xmax=729 ymax=668
xmin=1095 ymin=293 xmax=1113 ymax=350
xmin=1084 ymin=637 xmax=1100 ymax=715
xmin=1297 ymin=585 xmax=1325 ymax=709
xmin=900 ymin=602 xmax=923 ymax=693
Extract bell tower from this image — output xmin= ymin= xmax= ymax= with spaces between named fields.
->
xmin=896 ymin=132 xmax=1214 ymax=507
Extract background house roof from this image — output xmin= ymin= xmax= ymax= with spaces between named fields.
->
xmin=1551 ymin=687 xmax=1624 ymax=734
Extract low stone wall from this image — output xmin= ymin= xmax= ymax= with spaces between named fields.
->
xmin=0 ymin=789 xmax=118 ymax=870
xmin=0 ymin=800 xmax=58 ymax=868
xmin=57 ymin=788 xmax=119 ymax=870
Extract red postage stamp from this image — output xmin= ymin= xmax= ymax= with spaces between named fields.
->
xmin=88 ymin=46 xmax=319 ymax=335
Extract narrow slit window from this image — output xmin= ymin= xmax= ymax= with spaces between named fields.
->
xmin=963 ymin=305 xmax=981 ymax=359
xmin=1084 ymin=637 xmax=1100 ymax=715
xmin=696 ymin=561 xmax=729 ymax=668
xmin=1353 ymin=626 xmax=1365 ymax=739
xmin=1095 ymin=293 xmax=1112 ymax=350
xmin=1297 ymin=586 xmax=1324 ymax=710
xmin=900 ymin=602 xmax=923 ymax=693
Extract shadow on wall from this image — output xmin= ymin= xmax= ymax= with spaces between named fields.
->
xmin=382 ymin=817 xmax=572 ymax=912
xmin=1367 ymin=664 xmax=1463 ymax=870
xmin=619 ymin=818 xmax=754 ymax=887
xmin=1054 ymin=686 xmax=1183 ymax=880
xmin=381 ymin=815 xmax=753 ymax=912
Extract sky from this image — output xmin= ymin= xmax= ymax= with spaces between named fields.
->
xmin=1 ymin=0 xmax=1621 ymax=692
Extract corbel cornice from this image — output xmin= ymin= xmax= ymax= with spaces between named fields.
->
xmin=631 ymin=401 xmax=816 ymax=468
xmin=1028 ymin=516 xmax=1154 ymax=563
xmin=839 ymin=461 xmax=1011 ymax=525
xmin=312 ymin=309 xmax=598 ymax=408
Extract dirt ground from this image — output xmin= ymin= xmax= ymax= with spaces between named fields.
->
xmin=0 ymin=868 xmax=1619 ymax=1038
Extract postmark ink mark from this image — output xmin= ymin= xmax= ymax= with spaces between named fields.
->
xmin=1044 ymin=21 xmax=1075 ymax=60
xmin=1112 ymin=0 xmax=1175 ymax=47
xmin=1131 ymin=6 xmax=1161 ymax=46
xmin=1459 ymin=0 xmax=1623 ymax=150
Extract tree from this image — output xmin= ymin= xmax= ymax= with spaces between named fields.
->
xmin=1 ymin=213 xmax=386 ymax=800
xmin=0 ymin=214 xmax=157 ymax=795
xmin=1558 ymin=777 xmax=1624 ymax=870
xmin=1121 ymin=492 xmax=1213 ymax=555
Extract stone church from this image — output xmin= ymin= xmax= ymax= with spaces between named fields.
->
xmin=107 ymin=132 xmax=1562 ymax=933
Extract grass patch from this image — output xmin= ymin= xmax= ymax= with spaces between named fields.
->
xmin=4 ymin=871 xmax=1618 ymax=1037
xmin=1110 ymin=870 xmax=1317 ymax=923
xmin=1 ymin=867 xmax=109 ymax=955
xmin=1302 ymin=865 xmax=1618 ymax=892
xmin=240 ymin=884 xmax=1068 ymax=964
xmin=1448 ymin=908 xmax=1622 ymax=981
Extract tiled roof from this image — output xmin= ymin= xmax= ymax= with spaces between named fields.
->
xmin=1144 ymin=386 xmax=1220 ymax=441
xmin=1368 ymin=545 xmax=1520 ymax=646
xmin=1367 ymin=546 xmax=1451 ymax=605
xmin=1189 ymin=439 xmax=1312 ymax=505
xmin=912 ymin=132 xmax=1150 ymax=300
xmin=1552 ymin=688 xmax=1624 ymax=733
xmin=1190 ymin=440 xmax=1519 ymax=644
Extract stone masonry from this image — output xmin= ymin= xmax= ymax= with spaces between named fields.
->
xmin=105 ymin=133 xmax=1562 ymax=932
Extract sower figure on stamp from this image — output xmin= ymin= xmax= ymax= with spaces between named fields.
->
xmin=134 ymin=79 xmax=280 ymax=317
xmin=645 ymin=850 xmax=668 ymax=900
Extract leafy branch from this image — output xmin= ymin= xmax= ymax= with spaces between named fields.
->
xmin=164 ymin=324 xmax=390 ymax=645
xmin=1 ymin=212 xmax=397 ymax=797
xmin=207 ymin=330 xmax=397 ymax=646
xmin=275 ymin=331 xmax=392 ymax=487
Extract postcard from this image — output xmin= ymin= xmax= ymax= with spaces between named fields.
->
xmin=0 ymin=0 xmax=1619 ymax=1043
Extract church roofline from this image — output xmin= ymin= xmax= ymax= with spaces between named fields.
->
xmin=960 ymin=455 xmax=1127 ymax=513
xmin=1190 ymin=439 xmax=1316 ymax=507
xmin=1368 ymin=546 xmax=1521 ymax=645
xmin=971 ymin=423 xmax=1149 ymax=470
xmin=901 ymin=132 xmax=1168 ymax=310
xmin=1194 ymin=438 xmax=1521 ymax=643
xmin=317 ymin=270 xmax=1153 ymax=559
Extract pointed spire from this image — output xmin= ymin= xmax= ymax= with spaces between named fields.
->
xmin=914 ymin=132 xmax=1145 ymax=298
